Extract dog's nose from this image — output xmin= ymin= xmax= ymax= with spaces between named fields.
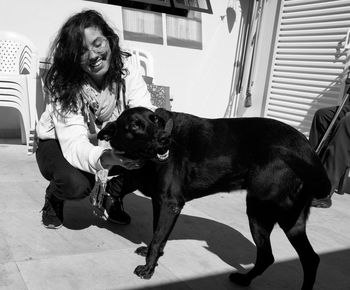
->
xmin=158 ymin=134 xmax=169 ymax=145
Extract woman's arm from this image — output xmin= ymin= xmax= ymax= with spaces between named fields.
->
xmin=52 ymin=106 xmax=105 ymax=174
xmin=52 ymin=105 xmax=142 ymax=174
xmin=100 ymin=149 xmax=142 ymax=170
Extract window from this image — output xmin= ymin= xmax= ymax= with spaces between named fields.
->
xmin=173 ymin=0 xmax=212 ymax=14
xmin=128 ymin=0 xmax=171 ymax=6
xmin=122 ymin=8 xmax=163 ymax=44
xmin=166 ymin=11 xmax=202 ymax=49
xmin=122 ymin=7 xmax=203 ymax=49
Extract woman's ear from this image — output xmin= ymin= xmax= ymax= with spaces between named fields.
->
xmin=97 ymin=121 xmax=117 ymax=141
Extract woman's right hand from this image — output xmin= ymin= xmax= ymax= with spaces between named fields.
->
xmin=100 ymin=149 xmax=143 ymax=170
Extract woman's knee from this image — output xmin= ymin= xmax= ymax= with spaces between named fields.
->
xmin=54 ymin=170 xmax=94 ymax=200
xmin=337 ymin=113 xmax=350 ymax=133
xmin=314 ymin=107 xmax=333 ymax=123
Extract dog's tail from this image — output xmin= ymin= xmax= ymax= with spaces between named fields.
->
xmin=277 ymin=146 xmax=331 ymax=199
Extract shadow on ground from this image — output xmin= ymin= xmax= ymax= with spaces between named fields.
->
xmin=64 ymin=193 xmax=255 ymax=274
xmin=129 ymin=248 xmax=350 ymax=290
xmin=63 ymin=193 xmax=350 ymax=290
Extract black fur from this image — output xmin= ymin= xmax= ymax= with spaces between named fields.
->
xmin=98 ymin=107 xmax=330 ymax=290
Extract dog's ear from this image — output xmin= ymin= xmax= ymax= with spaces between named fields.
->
xmin=155 ymin=108 xmax=172 ymax=122
xmin=97 ymin=121 xmax=117 ymax=141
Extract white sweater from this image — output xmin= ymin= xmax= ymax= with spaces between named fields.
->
xmin=36 ymin=56 xmax=154 ymax=174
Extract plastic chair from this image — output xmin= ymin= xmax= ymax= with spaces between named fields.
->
xmin=0 ymin=31 xmax=39 ymax=154
xmin=131 ymin=48 xmax=154 ymax=81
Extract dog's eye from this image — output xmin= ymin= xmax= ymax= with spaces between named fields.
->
xmin=130 ymin=123 xmax=139 ymax=131
xmin=149 ymin=114 xmax=159 ymax=124
xmin=129 ymin=120 xmax=144 ymax=132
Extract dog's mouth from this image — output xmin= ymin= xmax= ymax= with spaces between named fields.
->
xmin=156 ymin=149 xmax=169 ymax=161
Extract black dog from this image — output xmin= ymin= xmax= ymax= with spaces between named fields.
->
xmin=98 ymin=107 xmax=330 ymax=290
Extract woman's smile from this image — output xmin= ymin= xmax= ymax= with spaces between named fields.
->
xmin=88 ymin=55 xmax=105 ymax=72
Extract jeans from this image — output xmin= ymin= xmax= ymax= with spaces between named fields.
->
xmin=36 ymin=139 xmax=95 ymax=200
xmin=36 ymin=139 xmax=134 ymax=201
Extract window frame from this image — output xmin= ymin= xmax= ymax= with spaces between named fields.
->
xmin=172 ymin=0 xmax=212 ymax=14
xmin=128 ymin=0 xmax=171 ymax=7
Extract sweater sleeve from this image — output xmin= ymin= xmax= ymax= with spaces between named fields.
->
xmin=52 ymin=106 xmax=105 ymax=174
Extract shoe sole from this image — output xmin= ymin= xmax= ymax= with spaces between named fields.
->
xmin=92 ymin=206 xmax=130 ymax=225
xmin=311 ymin=202 xmax=332 ymax=208
xmin=43 ymin=223 xmax=63 ymax=229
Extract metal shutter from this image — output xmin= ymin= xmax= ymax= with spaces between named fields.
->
xmin=264 ymin=0 xmax=350 ymax=136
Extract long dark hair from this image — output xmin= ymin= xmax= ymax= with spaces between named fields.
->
xmin=45 ymin=9 xmax=131 ymax=112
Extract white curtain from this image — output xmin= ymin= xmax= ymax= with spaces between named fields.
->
xmin=166 ymin=11 xmax=201 ymax=42
xmin=122 ymin=8 xmax=162 ymax=37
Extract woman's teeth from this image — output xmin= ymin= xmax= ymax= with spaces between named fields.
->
xmin=90 ymin=59 xmax=102 ymax=68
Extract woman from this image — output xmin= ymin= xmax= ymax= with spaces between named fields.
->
xmin=309 ymin=99 xmax=350 ymax=208
xmin=36 ymin=9 xmax=154 ymax=229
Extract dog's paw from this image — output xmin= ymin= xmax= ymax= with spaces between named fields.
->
xmin=135 ymin=246 xmax=148 ymax=257
xmin=229 ymin=272 xmax=251 ymax=286
xmin=134 ymin=265 xmax=154 ymax=279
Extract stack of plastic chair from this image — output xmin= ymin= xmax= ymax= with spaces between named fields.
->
xmin=0 ymin=31 xmax=39 ymax=154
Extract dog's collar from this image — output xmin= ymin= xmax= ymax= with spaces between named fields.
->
xmin=155 ymin=118 xmax=173 ymax=161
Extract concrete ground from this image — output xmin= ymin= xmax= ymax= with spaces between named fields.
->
xmin=0 ymin=141 xmax=349 ymax=290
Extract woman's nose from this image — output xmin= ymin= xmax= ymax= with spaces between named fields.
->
xmin=87 ymin=50 xmax=99 ymax=60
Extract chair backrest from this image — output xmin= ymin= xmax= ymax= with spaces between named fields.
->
xmin=131 ymin=48 xmax=154 ymax=79
xmin=0 ymin=31 xmax=38 ymax=77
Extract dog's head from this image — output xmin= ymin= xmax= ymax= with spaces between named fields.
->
xmin=98 ymin=107 xmax=173 ymax=161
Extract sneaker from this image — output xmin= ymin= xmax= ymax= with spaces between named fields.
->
xmin=41 ymin=194 xmax=64 ymax=229
xmin=103 ymin=195 xmax=131 ymax=225
xmin=311 ymin=197 xmax=332 ymax=208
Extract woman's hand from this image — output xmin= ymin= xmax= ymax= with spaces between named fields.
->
xmin=100 ymin=149 xmax=143 ymax=170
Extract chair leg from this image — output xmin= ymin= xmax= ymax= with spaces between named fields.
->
xmin=19 ymin=115 xmax=26 ymax=145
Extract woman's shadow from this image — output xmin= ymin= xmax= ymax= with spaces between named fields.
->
xmin=63 ymin=192 xmax=256 ymax=273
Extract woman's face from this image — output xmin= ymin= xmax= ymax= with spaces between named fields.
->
xmin=80 ymin=26 xmax=111 ymax=85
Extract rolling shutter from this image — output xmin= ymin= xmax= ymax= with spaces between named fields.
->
xmin=264 ymin=0 xmax=350 ymax=136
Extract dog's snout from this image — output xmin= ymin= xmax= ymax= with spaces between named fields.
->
xmin=157 ymin=133 xmax=170 ymax=146
xmin=159 ymin=136 xmax=167 ymax=145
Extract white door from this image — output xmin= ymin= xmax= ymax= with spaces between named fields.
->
xmin=264 ymin=0 xmax=350 ymax=136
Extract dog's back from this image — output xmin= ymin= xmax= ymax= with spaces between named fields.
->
xmin=165 ymin=111 xmax=330 ymax=202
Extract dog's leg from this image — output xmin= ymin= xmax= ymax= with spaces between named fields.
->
xmin=135 ymin=198 xmax=163 ymax=257
xmin=280 ymin=209 xmax=319 ymax=290
xmin=134 ymin=200 xmax=182 ymax=279
xmin=230 ymin=204 xmax=275 ymax=286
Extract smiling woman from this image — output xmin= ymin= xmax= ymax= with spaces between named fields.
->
xmin=35 ymin=9 xmax=155 ymax=230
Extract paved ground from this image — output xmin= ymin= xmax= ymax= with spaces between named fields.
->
xmin=0 ymin=141 xmax=349 ymax=290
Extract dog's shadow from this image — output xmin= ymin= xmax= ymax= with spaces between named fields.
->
xmin=64 ymin=192 xmax=256 ymax=272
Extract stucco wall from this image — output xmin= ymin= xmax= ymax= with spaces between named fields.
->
xmin=0 ymin=0 xmax=246 ymax=136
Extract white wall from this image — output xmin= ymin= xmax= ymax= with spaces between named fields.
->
xmin=0 ymin=0 xmax=246 ymax=135
xmin=235 ymin=0 xmax=280 ymax=118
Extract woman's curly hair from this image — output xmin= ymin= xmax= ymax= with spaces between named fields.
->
xmin=45 ymin=9 xmax=131 ymax=112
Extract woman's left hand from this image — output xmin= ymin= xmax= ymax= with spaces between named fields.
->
xmin=100 ymin=149 xmax=144 ymax=170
